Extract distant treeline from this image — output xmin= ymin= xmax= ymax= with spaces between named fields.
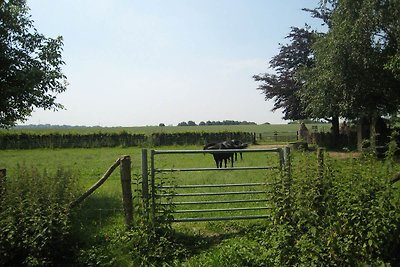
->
xmin=176 ymin=120 xmax=257 ymax=126
xmin=0 ymin=131 xmax=255 ymax=149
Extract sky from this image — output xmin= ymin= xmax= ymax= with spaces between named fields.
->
xmin=22 ymin=0 xmax=323 ymax=127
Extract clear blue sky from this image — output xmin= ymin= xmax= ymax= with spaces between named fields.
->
xmin=24 ymin=0 xmax=322 ymax=126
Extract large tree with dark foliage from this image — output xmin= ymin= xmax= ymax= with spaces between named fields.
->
xmin=253 ymin=26 xmax=315 ymax=121
xmin=0 ymin=0 xmax=67 ymax=128
xmin=301 ymin=0 xmax=400 ymax=149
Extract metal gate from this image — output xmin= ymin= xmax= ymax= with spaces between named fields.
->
xmin=141 ymin=148 xmax=289 ymax=223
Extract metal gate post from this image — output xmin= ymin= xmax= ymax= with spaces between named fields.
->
xmin=150 ymin=150 xmax=156 ymax=226
xmin=283 ymin=147 xmax=291 ymax=180
xmin=141 ymin=149 xmax=149 ymax=219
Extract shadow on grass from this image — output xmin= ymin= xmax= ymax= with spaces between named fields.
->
xmin=70 ymin=195 xmax=124 ymax=245
xmin=170 ymin=221 xmax=261 ymax=257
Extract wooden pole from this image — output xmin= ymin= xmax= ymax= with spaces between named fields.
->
xmin=141 ymin=149 xmax=149 ymax=219
xmin=0 ymin=168 xmax=6 ymax=196
xmin=69 ymin=159 xmax=120 ymax=208
xmin=317 ymin=147 xmax=325 ymax=181
xmin=120 ymin=155 xmax=133 ymax=227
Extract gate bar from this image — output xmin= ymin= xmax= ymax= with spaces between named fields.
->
xmin=161 ymin=198 xmax=271 ymax=205
xmin=153 ymin=148 xmax=281 ymax=155
xmin=155 ymin=166 xmax=278 ymax=172
xmin=171 ymin=206 xmax=272 ymax=213
xmin=157 ymin=190 xmax=267 ymax=197
xmin=171 ymin=214 xmax=270 ymax=222
xmin=158 ymin=182 xmax=276 ymax=189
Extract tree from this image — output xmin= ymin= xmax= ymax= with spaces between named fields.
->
xmin=187 ymin=120 xmax=197 ymax=126
xmin=253 ymin=26 xmax=315 ymax=121
xmin=0 ymin=0 xmax=67 ymax=128
xmin=301 ymin=0 xmax=400 ymax=149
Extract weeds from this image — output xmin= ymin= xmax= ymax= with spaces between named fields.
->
xmin=0 ymin=166 xmax=79 ymax=266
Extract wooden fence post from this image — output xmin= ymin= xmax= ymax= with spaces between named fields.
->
xmin=316 ymin=147 xmax=326 ymax=216
xmin=0 ymin=168 xmax=6 ymax=196
xmin=120 ymin=155 xmax=133 ymax=227
xmin=317 ymin=147 xmax=325 ymax=181
xmin=141 ymin=149 xmax=149 ymax=219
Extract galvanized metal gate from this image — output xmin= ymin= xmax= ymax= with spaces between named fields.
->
xmin=141 ymin=148 xmax=289 ymax=223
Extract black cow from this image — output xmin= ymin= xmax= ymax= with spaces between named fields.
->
xmin=223 ymin=140 xmax=248 ymax=161
xmin=203 ymin=142 xmax=234 ymax=168
xmin=203 ymin=140 xmax=248 ymax=168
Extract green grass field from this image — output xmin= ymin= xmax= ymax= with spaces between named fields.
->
xmin=1 ymin=144 xmax=399 ymax=266
xmin=1 ymin=123 xmax=330 ymax=135
xmin=0 ymin=145 xmax=281 ymax=234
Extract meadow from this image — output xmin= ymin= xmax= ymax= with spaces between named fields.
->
xmin=2 ymin=123 xmax=330 ymax=135
xmin=1 ymin=140 xmax=399 ymax=266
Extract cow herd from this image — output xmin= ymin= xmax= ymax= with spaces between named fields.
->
xmin=203 ymin=140 xmax=248 ymax=168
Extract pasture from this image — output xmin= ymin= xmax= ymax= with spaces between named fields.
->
xmin=1 ymin=143 xmax=399 ymax=266
xmin=1 ymin=123 xmax=330 ymax=135
xmin=0 ymin=145 xmax=280 ymax=230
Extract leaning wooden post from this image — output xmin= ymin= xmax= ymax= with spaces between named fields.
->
xmin=69 ymin=159 xmax=120 ymax=209
xmin=141 ymin=149 xmax=149 ymax=219
xmin=120 ymin=155 xmax=133 ymax=227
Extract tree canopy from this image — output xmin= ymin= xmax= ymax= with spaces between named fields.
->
xmin=0 ymin=0 xmax=67 ymax=128
xmin=256 ymin=0 xmax=400 ymax=141
xmin=253 ymin=26 xmax=315 ymax=121
xmin=301 ymin=0 xmax=400 ymax=123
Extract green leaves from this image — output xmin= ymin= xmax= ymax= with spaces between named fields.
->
xmin=0 ymin=0 xmax=67 ymax=128
xmin=0 ymin=166 xmax=79 ymax=266
xmin=261 ymin=151 xmax=400 ymax=266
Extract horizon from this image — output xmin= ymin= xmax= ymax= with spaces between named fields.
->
xmin=21 ymin=1 xmax=323 ymax=127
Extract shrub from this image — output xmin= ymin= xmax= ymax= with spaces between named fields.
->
xmin=255 ymin=151 xmax=400 ymax=266
xmin=0 ymin=166 xmax=79 ymax=266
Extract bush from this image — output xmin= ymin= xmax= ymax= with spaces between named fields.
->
xmin=254 ymin=151 xmax=400 ymax=266
xmin=0 ymin=166 xmax=79 ymax=266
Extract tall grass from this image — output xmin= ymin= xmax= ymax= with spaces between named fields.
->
xmin=0 ymin=166 xmax=79 ymax=266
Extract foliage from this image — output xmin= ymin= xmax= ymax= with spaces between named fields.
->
xmin=180 ymin=236 xmax=270 ymax=267
xmin=254 ymin=26 xmax=315 ymax=121
xmin=0 ymin=166 xmax=79 ymax=266
xmin=253 ymin=151 xmax=400 ymax=266
xmin=300 ymin=0 xmax=400 ymax=122
xmin=77 ymin=223 xmax=190 ymax=267
xmin=0 ymin=131 xmax=147 ymax=149
xmin=0 ymin=0 xmax=67 ymax=128
xmin=179 ymin=120 xmax=257 ymax=126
